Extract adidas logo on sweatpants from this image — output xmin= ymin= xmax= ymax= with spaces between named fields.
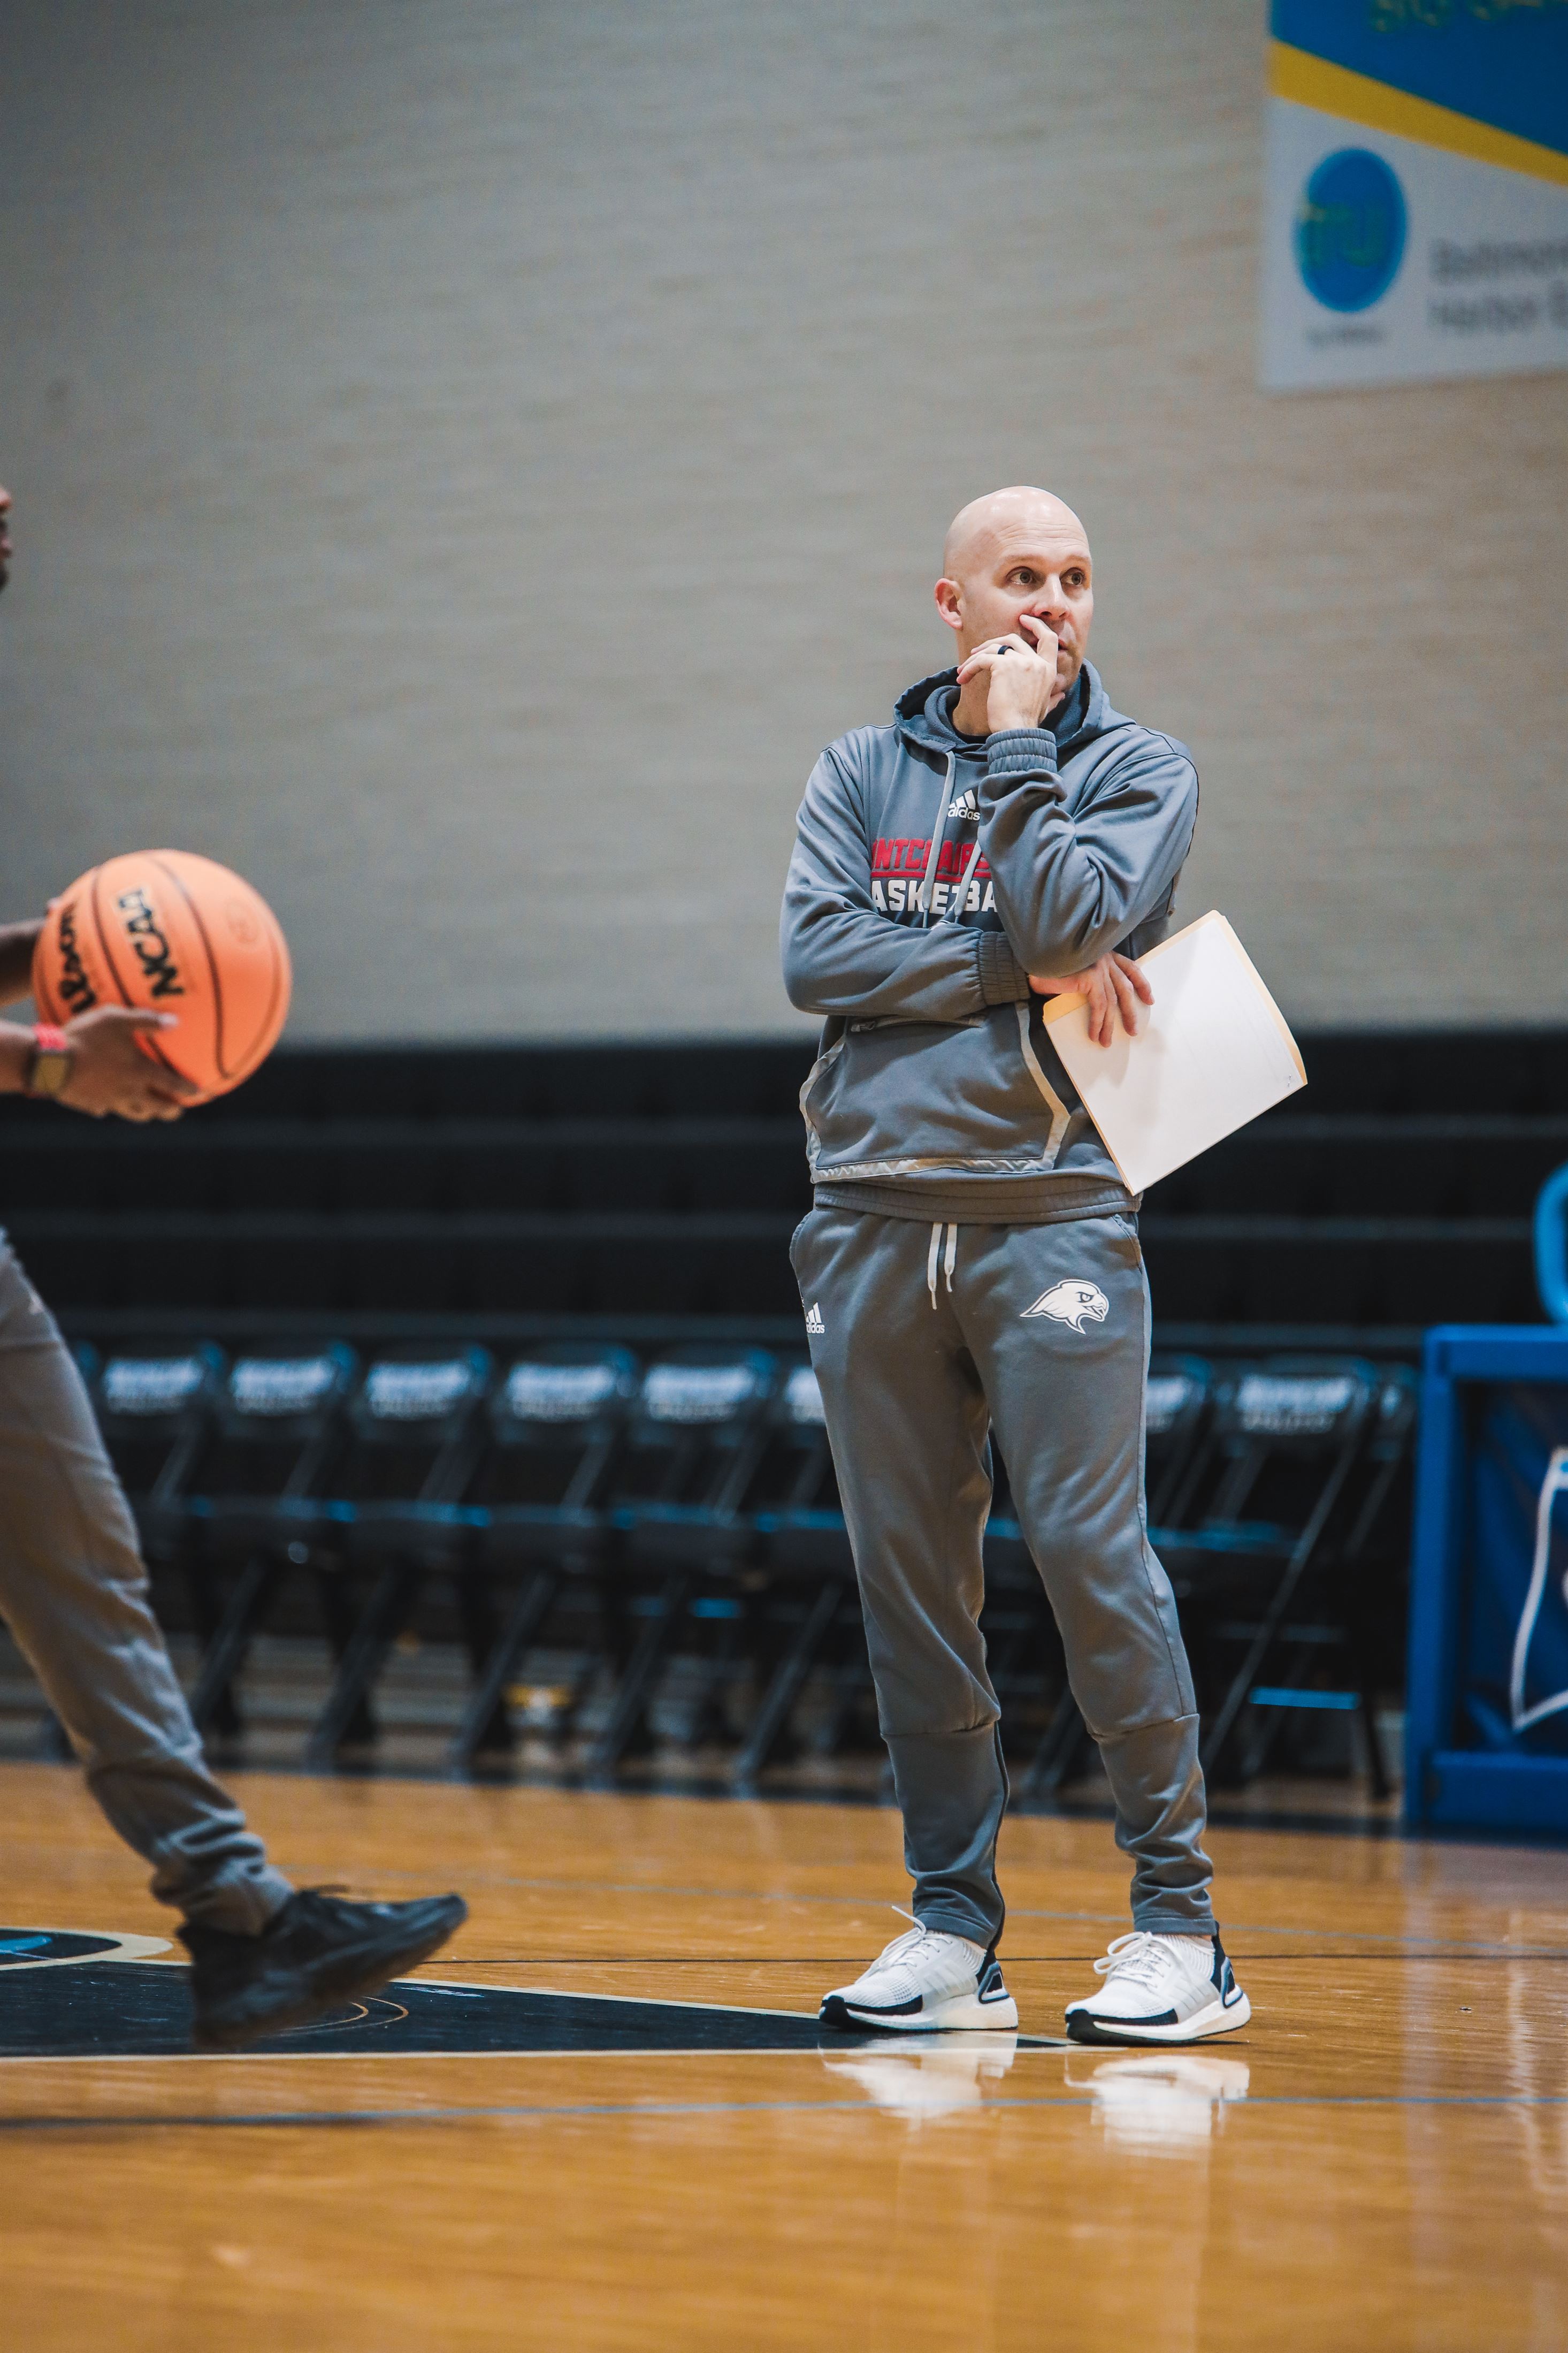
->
xmin=805 ymin=1302 xmax=825 ymax=1336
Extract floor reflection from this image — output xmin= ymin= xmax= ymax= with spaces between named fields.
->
xmin=820 ymin=2032 xmax=1020 ymax=2119
xmin=1065 ymin=2051 xmax=1250 ymax=2154
xmin=819 ymin=2037 xmax=1253 ymax=2146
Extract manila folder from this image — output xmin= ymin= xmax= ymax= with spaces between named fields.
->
xmin=1041 ymin=910 xmax=1305 ymax=1194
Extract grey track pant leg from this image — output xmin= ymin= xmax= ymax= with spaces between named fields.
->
xmin=0 ymin=1241 xmax=290 ymax=1932
xmin=792 ymin=1205 xmax=1214 ymax=1949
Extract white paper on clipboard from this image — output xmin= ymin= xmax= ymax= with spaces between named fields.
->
xmin=1041 ymin=910 xmax=1305 ymax=1194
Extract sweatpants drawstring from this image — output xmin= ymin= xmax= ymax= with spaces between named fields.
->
xmin=927 ymin=1222 xmax=959 ymax=1309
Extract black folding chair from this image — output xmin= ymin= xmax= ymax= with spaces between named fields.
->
xmin=732 ymin=1360 xmax=863 ymax=1787
xmin=1145 ymin=1354 xmax=1217 ymax=1528
xmin=85 ymin=1344 xmax=227 ymax=1565
xmin=181 ymin=1346 xmax=360 ymax=1738
xmin=303 ymin=1349 xmax=492 ymax=1766
xmin=1232 ymin=1365 xmax=1420 ymax=1798
xmin=586 ymin=1346 xmax=777 ymax=1779
xmin=1153 ymin=1357 xmax=1380 ymax=1783
xmin=448 ymin=1344 xmax=639 ymax=1772
xmin=45 ymin=1345 xmax=224 ymax=1755
xmin=1017 ymin=1354 xmax=1216 ymax=1800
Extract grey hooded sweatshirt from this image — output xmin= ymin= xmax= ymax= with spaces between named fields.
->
xmin=780 ymin=661 xmax=1199 ymax=1225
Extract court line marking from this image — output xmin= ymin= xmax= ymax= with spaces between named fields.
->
xmin=152 ymin=1757 xmax=1413 ymax=1838
xmin=424 ymin=1950 xmax=1568 ymax=1966
xmin=2 ymin=2092 xmax=1567 ymax=2131
xmin=408 ymin=1972 xmax=853 ymax=2024
xmin=348 ymin=1871 xmax=1568 ymax=1952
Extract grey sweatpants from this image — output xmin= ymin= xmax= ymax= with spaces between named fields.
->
xmin=792 ymin=1203 xmax=1214 ymax=1950
xmin=0 ymin=1239 xmax=290 ymax=1932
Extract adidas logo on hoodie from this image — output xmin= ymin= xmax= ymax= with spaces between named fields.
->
xmin=947 ymin=787 xmax=980 ymax=821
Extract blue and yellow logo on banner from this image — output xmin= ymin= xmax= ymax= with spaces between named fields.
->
xmin=1262 ymin=2 xmax=1568 ymax=388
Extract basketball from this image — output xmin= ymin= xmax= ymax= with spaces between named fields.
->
xmin=32 ymin=849 xmax=292 ymax=1104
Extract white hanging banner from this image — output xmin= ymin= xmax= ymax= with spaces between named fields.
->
xmin=1260 ymin=1 xmax=1568 ymax=393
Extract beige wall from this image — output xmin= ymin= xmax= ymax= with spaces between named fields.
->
xmin=0 ymin=0 xmax=1562 ymax=1041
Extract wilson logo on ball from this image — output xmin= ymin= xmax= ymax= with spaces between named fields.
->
xmin=53 ymin=900 xmax=98 ymax=1014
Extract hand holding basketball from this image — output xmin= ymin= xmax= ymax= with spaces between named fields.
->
xmin=32 ymin=850 xmax=292 ymax=1108
xmin=55 ymin=1007 xmax=201 ymax=1122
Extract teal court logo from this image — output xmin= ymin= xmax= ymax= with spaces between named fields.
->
xmin=1295 ymin=148 xmax=1407 ymax=313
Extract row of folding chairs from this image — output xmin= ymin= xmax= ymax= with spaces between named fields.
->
xmin=68 ymin=1338 xmax=1417 ymax=1792
xmin=73 ymin=1339 xmax=837 ymax=1779
xmin=995 ymin=1354 xmax=1418 ymax=1797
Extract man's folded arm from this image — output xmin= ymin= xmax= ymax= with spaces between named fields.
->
xmin=781 ymin=749 xmax=1032 ymax=1020
xmin=977 ymin=728 xmax=1198 ymax=976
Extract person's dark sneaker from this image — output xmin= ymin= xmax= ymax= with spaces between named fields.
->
xmin=179 ymin=1887 xmax=468 ymax=2052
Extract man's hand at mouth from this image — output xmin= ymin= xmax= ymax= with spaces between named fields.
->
xmin=955 ymin=612 xmax=1066 ymax=734
xmin=1029 ymin=951 xmax=1152 ymax=1048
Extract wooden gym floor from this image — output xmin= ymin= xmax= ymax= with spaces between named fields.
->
xmin=1 ymin=1762 xmax=1565 ymax=2351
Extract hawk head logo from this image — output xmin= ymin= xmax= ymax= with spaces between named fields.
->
xmin=1021 ymin=1280 xmax=1110 ymax=1333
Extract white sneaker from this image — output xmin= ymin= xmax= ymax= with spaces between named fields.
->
xmin=819 ymin=1920 xmax=1019 ymax=2034
xmin=1064 ymin=1930 xmax=1249 ymax=2046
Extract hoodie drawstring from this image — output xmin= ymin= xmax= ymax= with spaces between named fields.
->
xmin=916 ymin=766 xmax=966 ymax=1311
xmin=919 ymin=740 xmax=979 ymax=1311
xmin=945 ymin=836 xmax=984 ymax=922
xmin=917 ymin=754 xmax=957 ymax=926
xmin=928 ymin=758 xmax=985 ymax=925
xmin=926 ymin=1222 xmax=959 ymax=1310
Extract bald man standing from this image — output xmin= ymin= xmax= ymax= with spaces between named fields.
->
xmin=781 ymin=488 xmax=1248 ymax=2046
